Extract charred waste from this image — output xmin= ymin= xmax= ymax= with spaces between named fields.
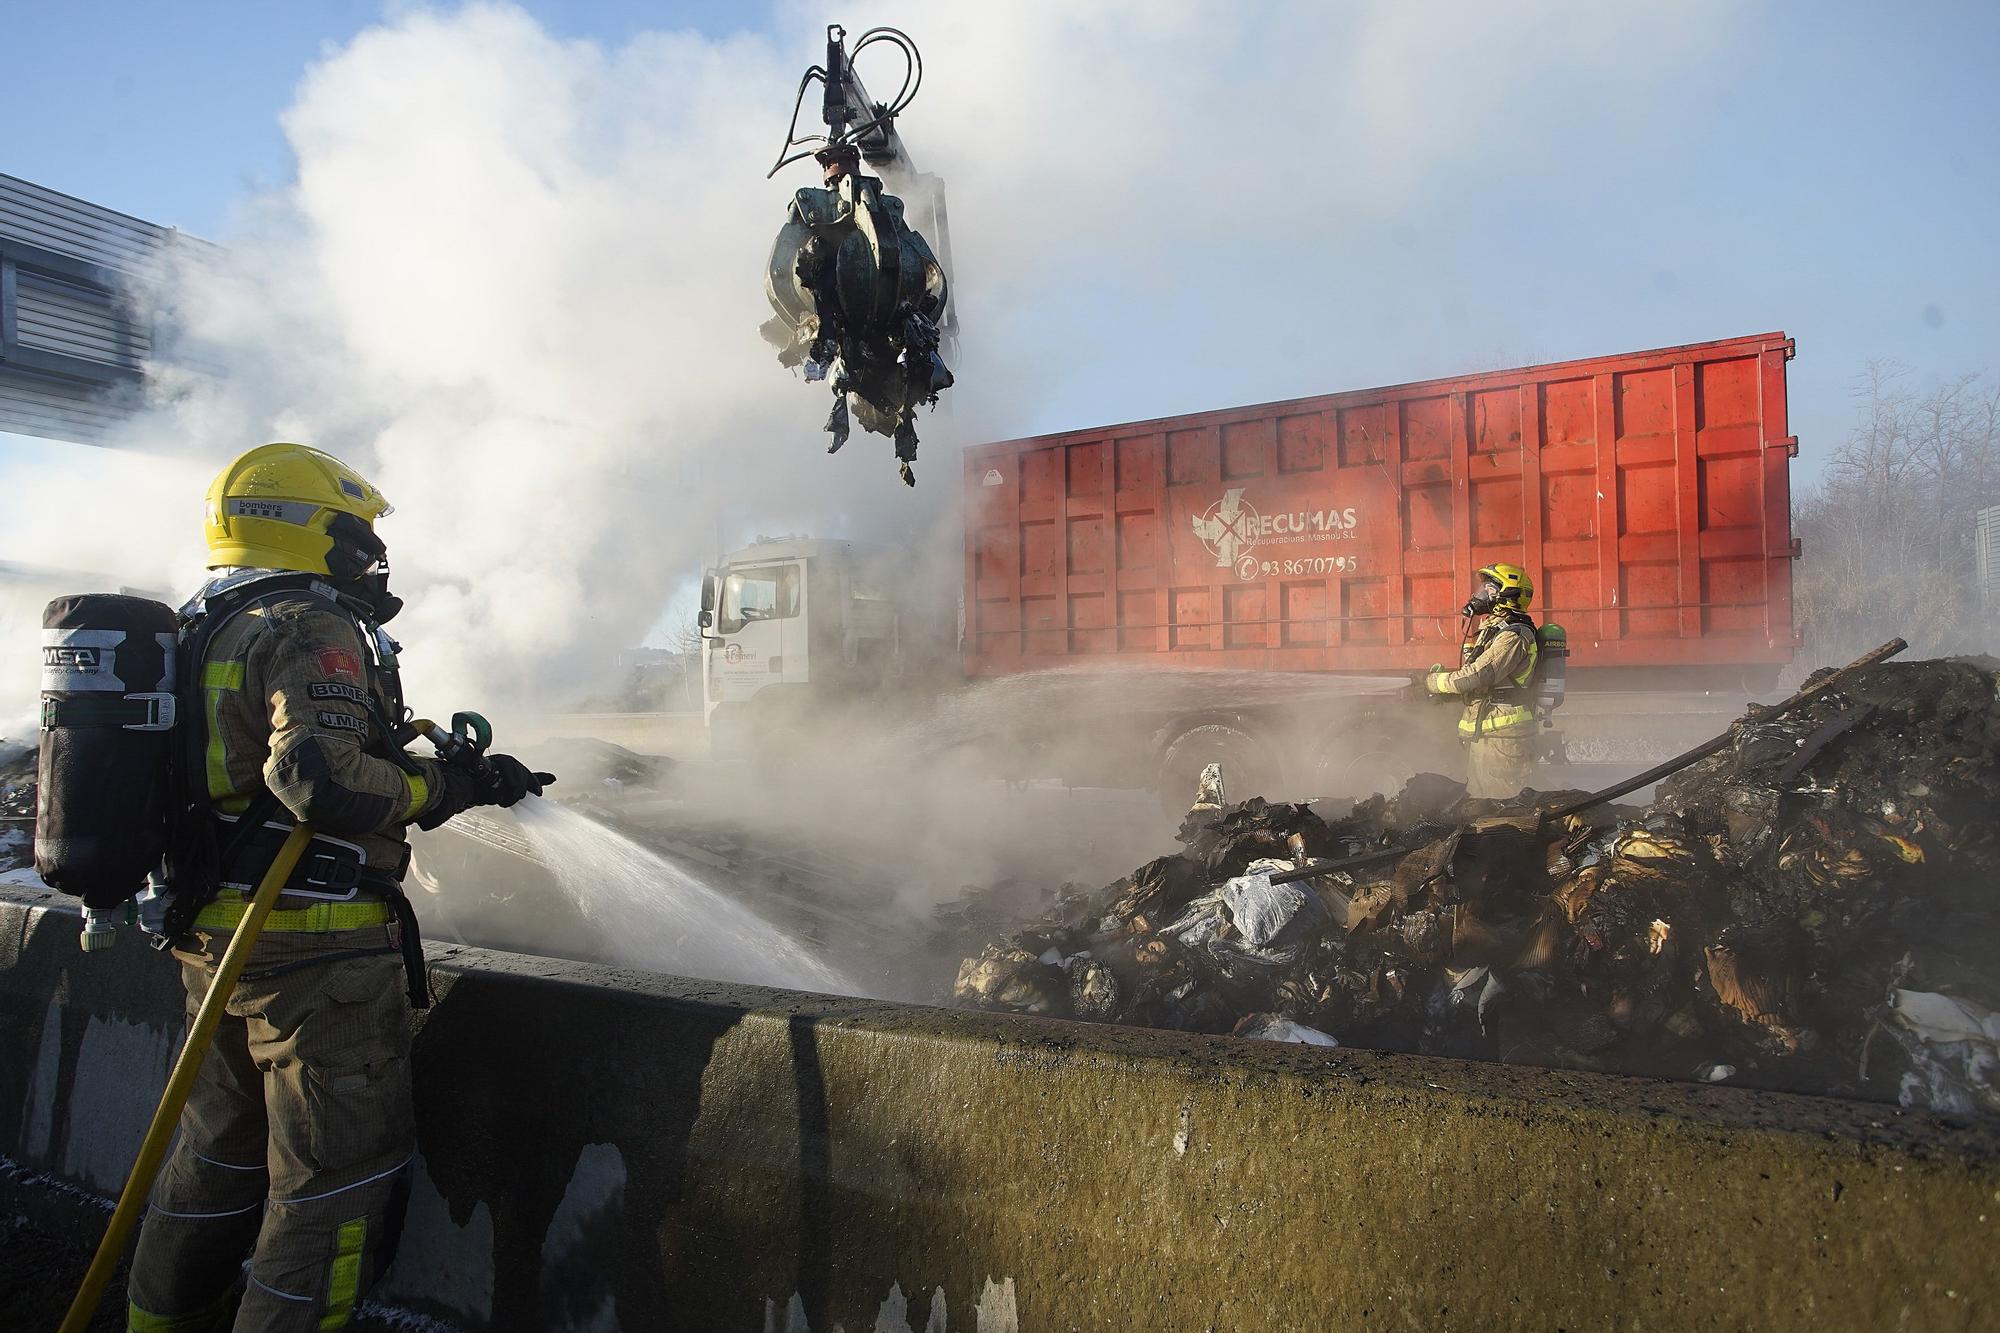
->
xmin=949 ymin=658 xmax=2000 ymax=1115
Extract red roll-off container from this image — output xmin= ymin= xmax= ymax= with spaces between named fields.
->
xmin=962 ymin=333 xmax=1799 ymax=681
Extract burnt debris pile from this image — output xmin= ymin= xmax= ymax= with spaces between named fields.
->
xmin=951 ymin=659 xmax=2000 ymax=1113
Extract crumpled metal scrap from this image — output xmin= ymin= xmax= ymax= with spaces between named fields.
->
xmin=761 ymin=159 xmax=953 ymax=486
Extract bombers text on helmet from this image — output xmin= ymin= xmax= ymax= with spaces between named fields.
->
xmin=204 ymin=444 xmax=392 ymax=577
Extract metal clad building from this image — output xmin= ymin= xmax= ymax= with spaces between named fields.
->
xmin=0 ymin=173 xmax=179 ymax=444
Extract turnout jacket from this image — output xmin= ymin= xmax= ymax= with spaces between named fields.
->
xmin=194 ymin=573 xmax=447 ymax=880
xmin=1425 ymin=610 xmax=1539 ymax=738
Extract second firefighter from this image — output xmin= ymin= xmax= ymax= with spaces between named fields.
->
xmin=1420 ymin=562 xmax=1543 ymax=800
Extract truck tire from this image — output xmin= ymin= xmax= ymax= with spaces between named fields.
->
xmin=1309 ymin=712 xmax=1440 ymax=802
xmin=1154 ymin=723 xmax=1279 ymax=818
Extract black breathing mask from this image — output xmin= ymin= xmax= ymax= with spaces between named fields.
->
xmin=325 ymin=511 xmax=403 ymax=623
xmin=349 ymin=571 xmax=403 ymax=624
xmin=1462 ymin=580 xmax=1502 ymax=619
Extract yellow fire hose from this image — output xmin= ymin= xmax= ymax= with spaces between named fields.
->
xmin=59 ymin=822 xmax=318 ymax=1333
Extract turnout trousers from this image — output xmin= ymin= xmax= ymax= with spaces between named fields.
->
xmin=1465 ymin=734 xmax=1537 ymax=801
xmin=126 ymin=923 xmax=414 ymax=1332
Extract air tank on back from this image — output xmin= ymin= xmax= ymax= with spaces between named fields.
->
xmin=1536 ymin=622 xmax=1569 ymax=717
xmin=36 ymin=594 xmax=181 ymax=943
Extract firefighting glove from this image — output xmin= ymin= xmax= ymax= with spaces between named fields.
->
xmin=1401 ymin=670 xmax=1432 ymax=704
xmin=413 ymin=755 xmax=557 ymax=830
xmin=416 ymin=766 xmax=479 ymax=830
xmin=477 ymin=753 xmax=556 ymax=808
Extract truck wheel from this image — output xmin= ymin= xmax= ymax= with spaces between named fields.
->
xmin=1154 ymin=723 xmax=1278 ymax=818
xmin=1310 ymin=714 xmax=1428 ymax=802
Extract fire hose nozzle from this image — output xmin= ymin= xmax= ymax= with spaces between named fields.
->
xmin=411 ymin=712 xmax=496 ymax=777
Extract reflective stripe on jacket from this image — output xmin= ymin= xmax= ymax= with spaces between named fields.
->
xmin=1424 ymin=612 xmax=1539 ymax=738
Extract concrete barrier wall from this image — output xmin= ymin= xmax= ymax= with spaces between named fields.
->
xmin=2 ymin=883 xmax=1995 ymax=1332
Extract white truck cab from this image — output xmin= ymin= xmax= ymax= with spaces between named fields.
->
xmin=699 ymin=536 xmax=928 ymax=759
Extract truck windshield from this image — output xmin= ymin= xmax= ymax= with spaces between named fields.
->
xmin=719 ymin=565 xmax=800 ymax=633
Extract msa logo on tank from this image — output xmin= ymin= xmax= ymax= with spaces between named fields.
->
xmin=1191 ymin=488 xmax=1362 ymax=581
xmin=40 ymin=627 xmax=173 ymax=692
xmin=43 ymin=645 xmax=103 ymax=673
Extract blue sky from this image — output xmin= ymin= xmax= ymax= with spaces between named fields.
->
xmin=5 ymin=1 xmax=1999 ymax=482
xmin=5 ymin=1 xmax=752 ymax=233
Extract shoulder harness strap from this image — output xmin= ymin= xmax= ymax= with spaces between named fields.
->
xmin=161 ymin=573 xmax=366 ymax=940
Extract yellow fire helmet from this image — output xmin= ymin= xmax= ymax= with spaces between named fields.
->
xmin=1475 ymin=561 xmax=1534 ymax=609
xmin=203 ymin=443 xmax=393 ymax=576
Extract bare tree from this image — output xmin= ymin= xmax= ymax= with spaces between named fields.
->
xmin=667 ymin=615 xmax=706 ymax=657
xmin=1907 ymin=373 xmax=1980 ymax=558
xmin=1795 ymin=363 xmax=2000 ymax=664
xmin=666 ymin=615 xmax=707 ymax=711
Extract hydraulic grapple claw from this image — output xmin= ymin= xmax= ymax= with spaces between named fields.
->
xmin=765 ymin=170 xmax=949 ymax=480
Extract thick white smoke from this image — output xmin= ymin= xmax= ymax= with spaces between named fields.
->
xmin=2 ymin=0 xmax=1737 ymax=733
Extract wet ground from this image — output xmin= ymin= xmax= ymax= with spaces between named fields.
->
xmin=0 ymin=1207 xmax=435 ymax=1331
xmin=1 ymin=1211 xmax=128 ymax=1333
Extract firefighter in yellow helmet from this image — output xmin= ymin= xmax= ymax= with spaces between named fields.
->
xmin=126 ymin=444 xmax=553 ymax=1332
xmin=1417 ymin=562 xmax=1541 ymax=800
